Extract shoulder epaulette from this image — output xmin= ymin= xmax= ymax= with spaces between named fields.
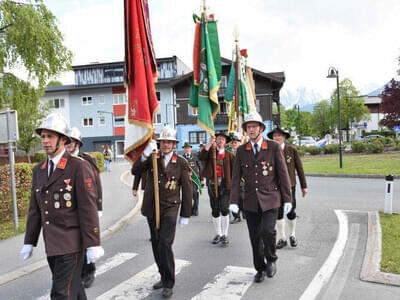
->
xmin=71 ymin=154 xmax=84 ymax=161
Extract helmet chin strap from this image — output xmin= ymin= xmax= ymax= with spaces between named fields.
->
xmin=49 ymin=135 xmax=61 ymax=157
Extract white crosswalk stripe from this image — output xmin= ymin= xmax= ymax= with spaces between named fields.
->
xmin=35 ymin=252 xmax=137 ymax=300
xmin=96 ymin=259 xmax=191 ymax=300
xmin=192 ymin=266 xmax=256 ymax=300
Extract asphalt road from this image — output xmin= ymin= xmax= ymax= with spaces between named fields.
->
xmin=1 ymin=172 xmax=399 ymax=299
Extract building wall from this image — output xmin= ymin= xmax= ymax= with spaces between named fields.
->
xmin=41 ymin=91 xmax=71 ymax=122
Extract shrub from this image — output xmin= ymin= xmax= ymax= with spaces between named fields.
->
xmin=383 ymin=137 xmax=393 ymax=145
xmin=367 ymin=140 xmax=384 ymax=153
xmin=323 ymin=144 xmax=339 ymax=154
xmin=34 ymin=151 xmax=46 ymax=162
xmin=307 ymin=146 xmax=321 ymax=155
xmin=351 ymin=141 xmax=367 ymax=153
xmin=88 ymin=152 xmax=105 ymax=172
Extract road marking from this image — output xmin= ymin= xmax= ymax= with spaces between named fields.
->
xmin=321 ymin=223 xmax=360 ymax=300
xmin=191 ymin=266 xmax=256 ymax=300
xmin=299 ymin=210 xmax=348 ymax=300
xmin=36 ymin=252 xmax=137 ymax=300
xmin=96 ymin=259 xmax=191 ymax=300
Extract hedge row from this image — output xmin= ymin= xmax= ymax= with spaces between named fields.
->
xmin=35 ymin=151 xmax=105 ymax=172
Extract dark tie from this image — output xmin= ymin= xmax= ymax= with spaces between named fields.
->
xmin=254 ymin=144 xmax=259 ymax=157
xmin=48 ymin=160 xmax=54 ymax=179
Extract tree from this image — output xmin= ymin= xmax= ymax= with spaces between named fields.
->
xmin=380 ymin=79 xmax=400 ymax=128
xmin=311 ymin=100 xmax=332 ymax=137
xmin=0 ymin=0 xmax=72 ymax=90
xmin=0 ymin=73 xmax=48 ymax=162
xmin=281 ymin=107 xmax=313 ymax=137
xmin=330 ymin=78 xmax=370 ymax=141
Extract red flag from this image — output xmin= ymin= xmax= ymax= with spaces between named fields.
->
xmin=124 ymin=0 xmax=159 ymax=164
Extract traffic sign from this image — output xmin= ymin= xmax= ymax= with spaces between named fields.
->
xmin=394 ymin=125 xmax=400 ymax=133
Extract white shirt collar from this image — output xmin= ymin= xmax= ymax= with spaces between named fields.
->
xmin=162 ymin=151 xmax=173 ymax=167
xmin=281 ymin=143 xmax=285 ymax=150
xmin=48 ymin=149 xmax=66 ymax=171
xmin=251 ymin=138 xmax=263 ymax=150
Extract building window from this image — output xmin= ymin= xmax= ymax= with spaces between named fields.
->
xmin=99 ymin=115 xmax=105 ymax=126
xmin=113 ymin=93 xmax=126 ymax=105
xmin=114 ymin=116 xmax=125 ymax=127
xmin=155 ymin=112 xmax=162 ymax=124
xmin=83 ymin=118 xmax=93 ymax=127
xmin=188 ymin=103 xmax=198 ymax=116
xmin=220 ymin=75 xmax=228 ymax=89
xmin=218 ymin=99 xmax=228 ymax=115
xmin=189 ymin=131 xmax=206 ymax=144
xmin=256 ymin=99 xmax=260 ymax=112
xmin=82 ymin=96 xmax=93 ymax=105
xmin=98 ymin=95 xmax=105 ymax=105
xmin=156 ymin=92 xmax=161 ymax=101
xmin=48 ymin=98 xmax=64 ymax=109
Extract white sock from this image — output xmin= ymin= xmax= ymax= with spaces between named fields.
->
xmin=212 ymin=216 xmax=222 ymax=236
xmin=221 ymin=215 xmax=230 ymax=236
xmin=276 ymin=219 xmax=286 ymax=241
xmin=288 ymin=218 xmax=297 ymax=237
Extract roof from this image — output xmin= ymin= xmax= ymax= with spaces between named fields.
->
xmin=45 ymin=82 xmax=124 ymax=93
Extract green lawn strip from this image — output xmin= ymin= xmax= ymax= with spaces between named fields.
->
xmin=0 ymin=217 xmax=26 ymax=241
xmin=302 ymin=152 xmax=400 ymax=175
xmin=379 ymin=212 xmax=400 ymax=274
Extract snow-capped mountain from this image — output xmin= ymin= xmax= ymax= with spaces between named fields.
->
xmin=280 ymin=88 xmax=323 ymax=112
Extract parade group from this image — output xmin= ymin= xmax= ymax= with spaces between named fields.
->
xmin=19 ymin=109 xmax=308 ymax=299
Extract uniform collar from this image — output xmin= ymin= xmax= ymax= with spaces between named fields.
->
xmin=48 ymin=149 xmax=66 ymax=170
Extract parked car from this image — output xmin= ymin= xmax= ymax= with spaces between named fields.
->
xmin=355 ymin=135 xmax=384 ymax=142
xmin=293 ymin=136 xmax=317 ymax=147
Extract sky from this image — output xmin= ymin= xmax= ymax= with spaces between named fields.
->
xmin=43 ymin=0 xmax=400 ymax=105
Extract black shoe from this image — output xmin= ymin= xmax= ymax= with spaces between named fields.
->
xmin=220 ymin=235 xmax=229 ymax=246
xmin=230 ymin=217 xmax=241 ymax=224
xmin=254 ymin=271 xmax=265 ymax=283
xmin=153 ymin=280 xmax=163 ymax=290
xmin=276 ymin=239 xmax=287 ymax=249
xmin=266 ymin=262 xmax=276 ymax=278
xmin=290 ymin=236 xmax=298 ymax=247
xmin=82 ymin=272 xmax=95 ymax=288
xmin=191 ymin=211 xmax=198 ymax=216
xmin=162 ymin=288 xmax=173 ymax=298
xmin=212 ymin=235 xmax=221 ymax=244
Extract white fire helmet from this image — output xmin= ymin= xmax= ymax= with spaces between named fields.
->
xmin=35 ymin=113 xmax=71 ymax=144
xmin=242 ymin=111 xmax=266 ymax=132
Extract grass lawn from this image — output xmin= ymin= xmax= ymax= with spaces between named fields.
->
xmin=0 ymin=217 xmax=26 ymax=241
xmin=302 ymin=152 xmax=400 ymax=175
xmin=379 ymin=212 xmax=400 ymax=274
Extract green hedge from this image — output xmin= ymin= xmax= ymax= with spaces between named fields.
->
xmin=88 ymin=152 xmax=105 ymax=172
xmin=306 ymin=146 xmax=321 ymax=155
xmin=34 ymin=151 xmax=46 ymax=162
xmin=352 ymin=141 xmax=367 ymax=153
xmin=367 ymin=140 xmax=384 ymax=153
xmin=0 ymin=163 xmax=34 ymax=223
xmin=323 ymin=144 xmax=339 ymax=154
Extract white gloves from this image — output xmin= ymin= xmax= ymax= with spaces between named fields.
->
xmin=20 ymin=244 xmax=33 ymax=260
xmin=98 ymin=211 xmax=103 ymax=218
xmin=143 ymin=139 xmax=157 ymax=157
xmin=178 ymin=217 xmax=189 ymax=228
xmin=229 ymin=204 xmax=239 ymax=214
xmin=283 ymin=203 xmax=293 ymax=215
xmin=86 ymin=246 xmax=105 ymax=264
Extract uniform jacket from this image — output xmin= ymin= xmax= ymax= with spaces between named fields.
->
xmin=182 ymin=152 xmax=203 ymax=180
xmin=79 ymin=151 xmax=103 ymax=211
xmin=230 ymin=139 xmax=292 ymax=212
xmin=131 ymin=152 xmax=192 ymax=218
xmin=24 ymin=151 xmax=100 ymax=257
xmin=198 ymin=147 xmax=235 ymax=190
xmin=283 ymin=144 xmax=307 ymax=188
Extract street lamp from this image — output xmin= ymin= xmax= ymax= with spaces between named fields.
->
xmin=327 ymin=67 xmax=343 ymax=168
xmin=97 ymin=110 xmax=116 ymax=160
xmin=294 ymin=104 xmax=301 ymax=146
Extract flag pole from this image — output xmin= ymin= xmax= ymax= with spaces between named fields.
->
xmin=152 ymin=149 xmax=160 ymax=229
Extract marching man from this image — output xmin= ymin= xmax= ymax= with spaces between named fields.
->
xmin=131 ymin=126 xmax=192 ymax=298
xmin=21 ymin=113 xmax=104 ymax=300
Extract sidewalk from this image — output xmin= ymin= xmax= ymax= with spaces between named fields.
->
xmin=0 ymin=160 xmax=140 ymax=286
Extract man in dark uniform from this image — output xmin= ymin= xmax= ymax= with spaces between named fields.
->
xmin=131 ymin=126 xmax=192 ymax=299
xmin=20 ymin=113 xmax=104 ymax=300
xmin=229 ymin=111 xmax=292 ymax=283
xmin=182 ymin=141 xmax=202 ymax=216
xmin=67 ymin=126 xmax=103 ymax=288
xmin=268 ymin=126 xmax=308 ymax=249
xmin=199 ymin=131 xmax=235 ymax=246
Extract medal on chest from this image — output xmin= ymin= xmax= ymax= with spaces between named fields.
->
xmin=261 ymin=161 xmax=268 ymax=176
xmin=64 ymin=179 xmax=72 ymax=191
xmin=165 ymin=176 xmax=177 ymax=190
xmin=286 ymin=155 xmax=292 ymax=163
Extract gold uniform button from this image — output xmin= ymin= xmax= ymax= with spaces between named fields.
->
xmin=45 ymin=211 xmax=48 ymax=215
xmin=36 ymin=189 xmax=39 ymax=192
xmin=93 ymin=227 xmax=99 ymax=233
xmin=45 ymin=190 xmax=49 ymax=194
xmin=255 ymin=188 xmax=258 ymax=191
xmin=255 ymin=180 xmax=258 ymax=183
xmin=255 ymin=173 xmax=258 ymax=176
xmin=98 ymin=198 xmax=102 ymax=203
xmin=255 ymin=165 xmax=258 ymax=168
xmin=45 ymin=221 xmax=50 ymax=225
xmin=45 ymin=201 xmax=48 ymax=204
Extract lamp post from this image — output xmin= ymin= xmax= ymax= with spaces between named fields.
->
xmin=97 ymin=110 xmax=116 ymax=160
xmin=327 ymin=67 xmax=343 ymax=168
xmin=294 ymin=104 xmax=301 ymax=146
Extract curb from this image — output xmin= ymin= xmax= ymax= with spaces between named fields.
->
xmin=360 ymin=211 xmax=400 ymax=286
xmin=306 ymin=173 xmax=400 ymax=179
xmin=0 ymin=170 xmax=143 ymax=287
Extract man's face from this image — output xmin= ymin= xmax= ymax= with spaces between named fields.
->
xmin=160 ymin=140 xmax=175 ymax=154
xmin=246 ymin=122 xmax=262 ymax=140
xmin=272 ymin=132 xmax=286 ymax=145
xmin=183 ymin=147 xmax=192 ymax=155
xmin=231 ymin=140 xmax=241 ymax=150
xmin=66 ymin=140 xmax=78 ymax=153
xmin=41 ymin=129 xmax=65 ymax=156
xmin=216 ymin=136 xmax=226 ymax=148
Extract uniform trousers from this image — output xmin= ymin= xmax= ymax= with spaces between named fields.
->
xmin=245 ymin=207 xmax=278 ymax=272
xmin=47 ymin=251 xmax=86 ymax=300
xmin=207 ymin=183 xmax=230 ymax=217
xmin=147 ymin=215 xmax=177 ymax=289
xmin=277 ymin=186 xmax=297 ymax=220
xmin=192 ymin=183 xmax=199 ymax=215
